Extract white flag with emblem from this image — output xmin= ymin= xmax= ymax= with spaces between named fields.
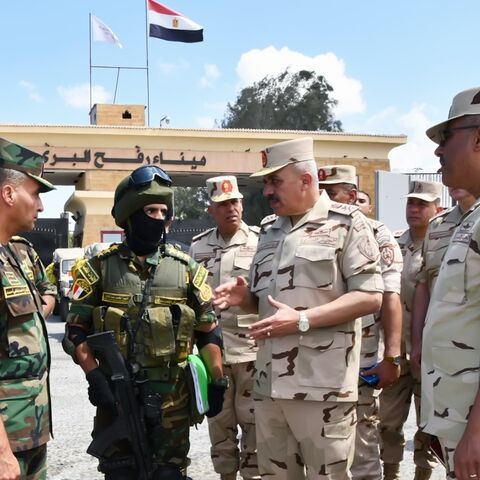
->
xmin=91 ymin=14 xmax=123 ymax=48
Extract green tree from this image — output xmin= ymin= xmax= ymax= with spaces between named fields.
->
xmin=173 ymin=186 xmax=209 ymax=220
xmin=221 ymin=69 xmax=342 ymax=131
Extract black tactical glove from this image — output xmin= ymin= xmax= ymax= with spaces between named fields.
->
xmin=86 ymin=368 xmax=115 ymax=408
xmin=205 ymin=376 xmax=229 ymax=418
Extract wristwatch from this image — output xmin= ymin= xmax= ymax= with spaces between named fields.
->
xmin=384 ymin=355 xmax=402 ymax=366
xmin=210 ymin=376 xmax=230 ymax=388
xmin=298 ymin=311 xmax=310 ymax=333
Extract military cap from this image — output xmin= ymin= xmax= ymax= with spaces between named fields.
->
xmin=317 ymin=164 xmax=357 ymax=187
xmin=405 ymin=180 xmax=442 ymax=203
xmin=250 ymin=137 xmax=314 ymax=177
xmin=206 ymin=175 xmax=243 ymax=203
xmin=426 ymin=86 xmax=480 ymax=144
xmin=0 ymin=138 xmax=54 ymax=192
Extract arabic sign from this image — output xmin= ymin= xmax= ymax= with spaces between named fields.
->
xmin=37 ymin=147 xmax=262 ymax=173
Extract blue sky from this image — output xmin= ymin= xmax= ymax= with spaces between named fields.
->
xmin=1 ymin=0 xmax=479 ymax=217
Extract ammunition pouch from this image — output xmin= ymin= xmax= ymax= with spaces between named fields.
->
xmin=93 ymin=306 xmax=129 ymax=358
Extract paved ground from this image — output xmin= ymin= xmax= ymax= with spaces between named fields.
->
xmin=46 ymin=315 xmax=446 ymax=479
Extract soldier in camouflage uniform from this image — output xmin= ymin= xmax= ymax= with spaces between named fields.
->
xmin=215 ymin=137 xmax=383 ymax=480
xmin=410 ymin=187 xmax=476 ymax=374
xmin=0 ymin=138 xmax=56 ymax=480
xmin=319 ymin=165 xmax=403 ymax=480
xmin=63 ymin=165 xmax=227 ymax=480
xmin=379 ymin=180 xmax=442 ymax=480
xmin=189 ymin=175 xmax=260 ymax=480
xmin=421 ymin=87 xmax=480 ymax=479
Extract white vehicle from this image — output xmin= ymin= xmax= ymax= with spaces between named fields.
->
xmin=52 ymin=247 xmax=84 ymax=322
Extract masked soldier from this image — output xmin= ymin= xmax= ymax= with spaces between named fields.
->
xmin=63 ymin=165 xmax=226 ymax=480
xmin=189 ymin=176 xmax=260 ymax=480
xmin=0 ymin=138 xmax=56 ymax=480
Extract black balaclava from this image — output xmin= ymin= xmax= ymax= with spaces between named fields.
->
xmin=125 ymin=208 xmax=166 ymax=256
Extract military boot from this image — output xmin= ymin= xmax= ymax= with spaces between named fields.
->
xmin=413 ymin=467 xmax=432 ymax=480
xmin=220 ymin=474 xmax=237 ymax=480
xmin=383 ymin=463 xmax=401 ymax=480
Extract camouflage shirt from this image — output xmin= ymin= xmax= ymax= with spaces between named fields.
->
xmin=417 ymin=205 xmax=465 ymax=292
xmin=395 ymin=229 xmax=423 ymax=355
xmin=0 ymin=238 xmax=56 ymax=451
xmin=360 ymin=219 xmax=402 ymax=369
xmin=248 ymin=191 xmax=383 ymax=402
xmin=190 ymin=221 xmax=259 ymax=364
xmin=421 ymin=199 xmax=480 ymax=443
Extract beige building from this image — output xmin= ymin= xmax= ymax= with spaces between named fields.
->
xmin=0 ymin=104 xmax=406 ymax=245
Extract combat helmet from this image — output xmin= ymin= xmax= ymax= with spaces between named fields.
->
xmin=112 ymin=165 xmax=174 ymax=228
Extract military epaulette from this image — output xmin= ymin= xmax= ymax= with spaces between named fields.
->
xmin=10 ymin=235 xmax=33 ymax=247
xmin=430 ymin=207 xmax=451 ymax=223
xmin=392 ymin=229 xmax=406 ymax=239
xmin=191 ymin=228 xmax=215 ymax=242
xmin=329 ymin=201 xmax=359 ymax=216
xmin=165 ymin=244 xmax=191 ymax=264
xmin=260 ymin=214 xmax=277 ymax=226
xmin=249 ymin=225 xmax=260 ymax=233
xmin=97 ymin=243 xmax=121 ymax=259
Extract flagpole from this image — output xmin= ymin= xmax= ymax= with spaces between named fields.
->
xmin=89 ymin=13 xmax=93 ymax=115
xmin=144 ymin=0 xmax=151 ymax=126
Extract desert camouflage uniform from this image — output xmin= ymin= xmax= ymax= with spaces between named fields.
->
xmin=190 ymin=221 xmax=260 ymax=479
xmin=417 ymin=205 xmax=465 ymax=291
xmin=0 ymin=237 xmax=56 ymax=479
xmin=352 ymin=220 xmax=402 ymax=480
xmin=65 ymin=242 xmax=216 ymax=472
xmin=379 ymin=230 xmax=437 ymax=474
xmin=421 ymin=199 xmax=480 ymax=477
xmin=248 ymin=191 xmax=382 ymax=480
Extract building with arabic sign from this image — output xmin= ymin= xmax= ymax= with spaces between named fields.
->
xmin=0 ymin=104 xmax=406 ymax=246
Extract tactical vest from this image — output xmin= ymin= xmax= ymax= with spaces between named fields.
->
xmin=92 ymin=251 xmax=195 ymax=370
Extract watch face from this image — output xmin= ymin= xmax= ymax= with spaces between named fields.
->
xmin=298 ymin=313 xmax=310 ymax=332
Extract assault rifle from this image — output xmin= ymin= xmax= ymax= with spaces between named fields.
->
xmin=86 ymin=331 xmax=156 ymax=480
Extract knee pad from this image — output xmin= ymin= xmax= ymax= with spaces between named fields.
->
xmin=195 ymin=324 xmax=223 ymax=351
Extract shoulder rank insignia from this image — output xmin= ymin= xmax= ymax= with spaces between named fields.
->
xmin=97 ymin=243 xmax=121 ymax=259
xmin=192 ymin=228 xmax=215 ymax=242
xmin=260 ymin=214 xmax=277 ymax=226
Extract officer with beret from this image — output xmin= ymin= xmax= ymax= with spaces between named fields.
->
xmin=215 ymin=138 xmax=383 ymax=479
xmin=63 ymin=165 xmax=226 ymax=480
xmin=189 ymin=175 xmax=260 ymax=480
xmin=0 ymin=138 xmax=56 ymax=480
xmin=318 ymin=164 xmax=403 ymax=480
xmin=379 ymin=180 xmax=443 ymax=480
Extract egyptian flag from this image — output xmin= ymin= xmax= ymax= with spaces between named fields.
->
xmin=148 ymin=0 xmax=203 ymax=43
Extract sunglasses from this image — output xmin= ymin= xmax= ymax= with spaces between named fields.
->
xmin=439 ymin=125 xmax=480 ymax=144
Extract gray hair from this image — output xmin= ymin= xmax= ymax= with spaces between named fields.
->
xmin=0 ymin=168 xmax=27 ymax=188
xmin=291 ymin=159 xmax=318 ymax=179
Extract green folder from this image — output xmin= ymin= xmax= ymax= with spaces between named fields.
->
xmin=187 ymin=354 xmax=210 ymax=414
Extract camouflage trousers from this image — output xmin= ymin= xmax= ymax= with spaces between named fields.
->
xmin=379 ymin=360 xmax=437 ymax=470
xmin=438 ymin=437 xmax=457 ymax=479
xmin=351 ymin=383 xmax=381 ymax=480
xmin=93 ymin=367 xmax=192 ymax=474
xmin=207 ymin=361 xmax=259 ymax=479
xmin=255 ymin=394 xmax=356 ymax=479
xmin=16 ymin=444 xmax=47 ymax=480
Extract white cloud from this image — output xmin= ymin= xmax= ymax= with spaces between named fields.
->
xmin=196 ymin=116 xmax=215 ymax=128
xmin=199 ymin=64 xmax=220 ymax=88
xmin=19 ymin=80 xmax=44 ymax=103
xmin=57 ymin=83 xmax=111 ymax=109
xmin=235 ymin=46 xmax=365 ymax=116
xmin=388 ymin=104 xmax=439 ymax=172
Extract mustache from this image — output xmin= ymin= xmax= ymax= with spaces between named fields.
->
xmin=267 ymin=194 xmax=279 ymax=203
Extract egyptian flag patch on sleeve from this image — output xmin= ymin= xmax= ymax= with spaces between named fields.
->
xmin=72 ymin=279 xmax=93 ymax=301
